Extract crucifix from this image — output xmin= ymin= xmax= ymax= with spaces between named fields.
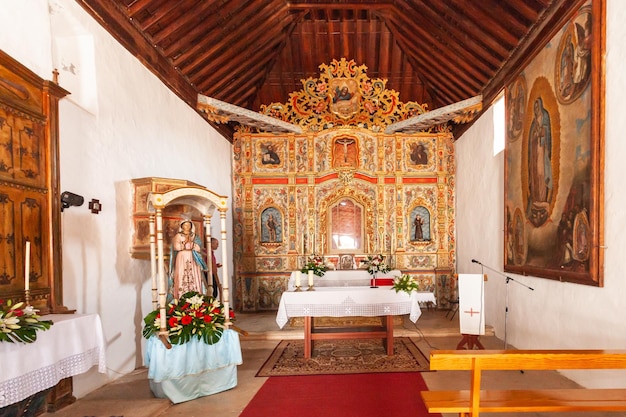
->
xmin=335 ymin=137 xmax=355 ymax=163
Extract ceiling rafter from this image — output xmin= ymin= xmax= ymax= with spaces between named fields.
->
xmin=190 ymin=9 xmax=293 ymax=87
xmin=77 ymin=0 xmax=576 ymax=142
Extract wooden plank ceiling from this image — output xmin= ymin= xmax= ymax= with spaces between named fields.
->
xmin=75 ymin=0 xmax=577 ymax=141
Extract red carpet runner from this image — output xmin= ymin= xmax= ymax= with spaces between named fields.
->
xmin=239 ymin=372 xmax=442 ymax=417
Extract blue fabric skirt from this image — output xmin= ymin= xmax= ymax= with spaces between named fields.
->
xmin=144 ymin=329 xmax=242 ymax=403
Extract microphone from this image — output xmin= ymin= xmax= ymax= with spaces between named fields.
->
xmin=471 ymin=259 xmax=481 ymax=264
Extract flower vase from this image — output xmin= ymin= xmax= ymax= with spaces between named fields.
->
xmin=370 ymin=272 xmax=378 ymax=288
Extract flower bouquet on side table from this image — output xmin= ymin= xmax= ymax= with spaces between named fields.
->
xmin=143 ymin=291 xmax=234 ymax=345
xmin=364 ymin=254 xmax=391 ymax=287
xmin=0 ymin=299 xmax=53 ymax=343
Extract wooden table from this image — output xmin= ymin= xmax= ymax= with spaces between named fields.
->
xmin=303 ymin=314 xmax=394 ymax=358
xmin=276 ymin=287 xmax=435 ymax=359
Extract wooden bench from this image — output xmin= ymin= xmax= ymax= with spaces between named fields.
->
xmin=421 ymin=349 xmax=626 ymax=416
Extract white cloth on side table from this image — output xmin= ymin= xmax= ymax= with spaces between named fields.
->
xmin=0 ymin=313 xmax=107 ymax=407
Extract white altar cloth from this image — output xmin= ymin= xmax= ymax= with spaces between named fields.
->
xmin=288 ymin=269 xmax=402 ymax=290
xmin=276 ymin=287 xmax=436 ymax=328
xmin=0 ymin=313 xmax=106 ymax=408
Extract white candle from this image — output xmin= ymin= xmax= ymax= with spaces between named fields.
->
xmin=24 ymin=241 xmax=30 ymax=291
xmin=308 ymin=270 xmax=314 ymax=286
xmin=295 ymin=271 xmax=301 ymax=287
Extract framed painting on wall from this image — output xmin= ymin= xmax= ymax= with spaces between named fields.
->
xmin=503 ymin=0 xmax=604 ymax=286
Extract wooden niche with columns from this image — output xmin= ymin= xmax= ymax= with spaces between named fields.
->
xmin=0 ymin=50 xmax=70 ymax=314
xmin=227 ymin=59 xmax=478 ymax=312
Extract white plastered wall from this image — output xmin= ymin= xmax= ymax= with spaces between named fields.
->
xmin=1 ymin=0 xmax=233 ymax=397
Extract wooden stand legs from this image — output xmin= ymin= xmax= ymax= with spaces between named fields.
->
xmin=456 ymin=333 xmax=485 ymax=350
xmin=303 ymin=315 xmax=394 ymax=359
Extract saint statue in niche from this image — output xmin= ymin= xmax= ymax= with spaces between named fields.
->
xmin=410 ymin=206 xmax=431 ymax=242
xmin=261 ymin=207 xmax=282 ymax=243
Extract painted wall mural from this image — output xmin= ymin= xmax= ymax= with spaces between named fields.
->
xmin=504 ymin=0 xmax=604 ymax=286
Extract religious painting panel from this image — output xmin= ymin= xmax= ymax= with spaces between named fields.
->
xmin=328 ymin=78 xmax=361 ymax=119
xmin=338 ymin=254 xmax=355 ymax=270
xmin=254 ymin=138 xmax=287 ymax=171
xmin=504 ymin=0 xmax=604 ymax=286
xmin=403 ymin=137 xmax=436 ymax=172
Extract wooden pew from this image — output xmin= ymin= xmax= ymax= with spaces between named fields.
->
xmin=421 ymin=349 xmax=626 ymax=416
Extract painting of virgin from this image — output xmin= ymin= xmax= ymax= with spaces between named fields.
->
xmin=504 ymin=1 xmax=603 ymax=286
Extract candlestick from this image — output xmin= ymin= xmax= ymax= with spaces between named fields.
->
xmin=295 ymin=271 xmax=302 ymax=290
xmin=307 ymin=270 xmax=315 ymax=291
xmin=24 ymin=241 xmax=30 ymax=292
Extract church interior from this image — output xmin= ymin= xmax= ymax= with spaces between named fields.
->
xmin=2 ymin=0 xmax=626 ymax=415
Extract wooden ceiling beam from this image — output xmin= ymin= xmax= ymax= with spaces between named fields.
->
xmin=193 ymin=13 xmax=293 ymax=92
xmin=391 ymin=27 xmax=476 ymax=104
xmin=392 ymin=0 xmax=497 ymax=76
xmin=126 ymin=0 xmax=157 ymax=18
xmin=151 ymin=0 xmax=220 ymax=44
xmin=189 ymin=9 xmax=293 ymax=85
xmin=167 ymin=1 xmax=253 ymax=62
xmin=416 ymin=1 xmax=510 ymax=61
xmin=134 ymin=0 xmax=179 ymax=32
xmin=218 ymin=49 xmax=282 ymax=106
xmin=383 ymin=12 xmax=486 ymax=93
xmin=449 ymin=0 xmax=523 ymax=46
xmin=179 ymin=3 xmax=285 ymax=76
xmin=199 ymin=34 xmax=285 ymax=98
xmin=287 ymin=2 xmax=393 ymax=11
xmin=399 ymin=1 xmax=503 ymax=67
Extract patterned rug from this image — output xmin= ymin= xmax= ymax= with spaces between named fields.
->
xmin=256 ymin=337 xmax=430 ymax=376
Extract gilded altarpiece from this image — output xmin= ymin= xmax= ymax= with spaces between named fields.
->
xmin=231 ymin=59 xmax=456 ymax=311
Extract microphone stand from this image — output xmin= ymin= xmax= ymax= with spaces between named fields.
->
xmin=472 ymin=259 xmax=534 ymax=349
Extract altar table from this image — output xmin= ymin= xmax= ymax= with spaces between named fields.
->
xmin=288 ymin=269 xmax=402 ymax=290
xmin=276 ymin=287 xmax=435 ymax=358
xmin=0 ymin=314 xmax=107 ymax=409
xmin=144 ymin=329 xmax=242 ymax=404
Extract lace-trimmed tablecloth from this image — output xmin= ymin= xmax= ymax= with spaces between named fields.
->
xmin=0 ymin=313 xmax=106 ymax=407
xmin=276 ymin=287 xmax=436 ymax=328
xmin=287 ymin=270 xmax=403 ymax=290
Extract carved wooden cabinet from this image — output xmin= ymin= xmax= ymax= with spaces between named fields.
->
xmin=0 ymin=50 xmax=69 ymax=314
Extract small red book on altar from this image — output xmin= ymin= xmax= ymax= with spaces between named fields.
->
xmin=371 ymin=278 xmax=394 ymax=286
